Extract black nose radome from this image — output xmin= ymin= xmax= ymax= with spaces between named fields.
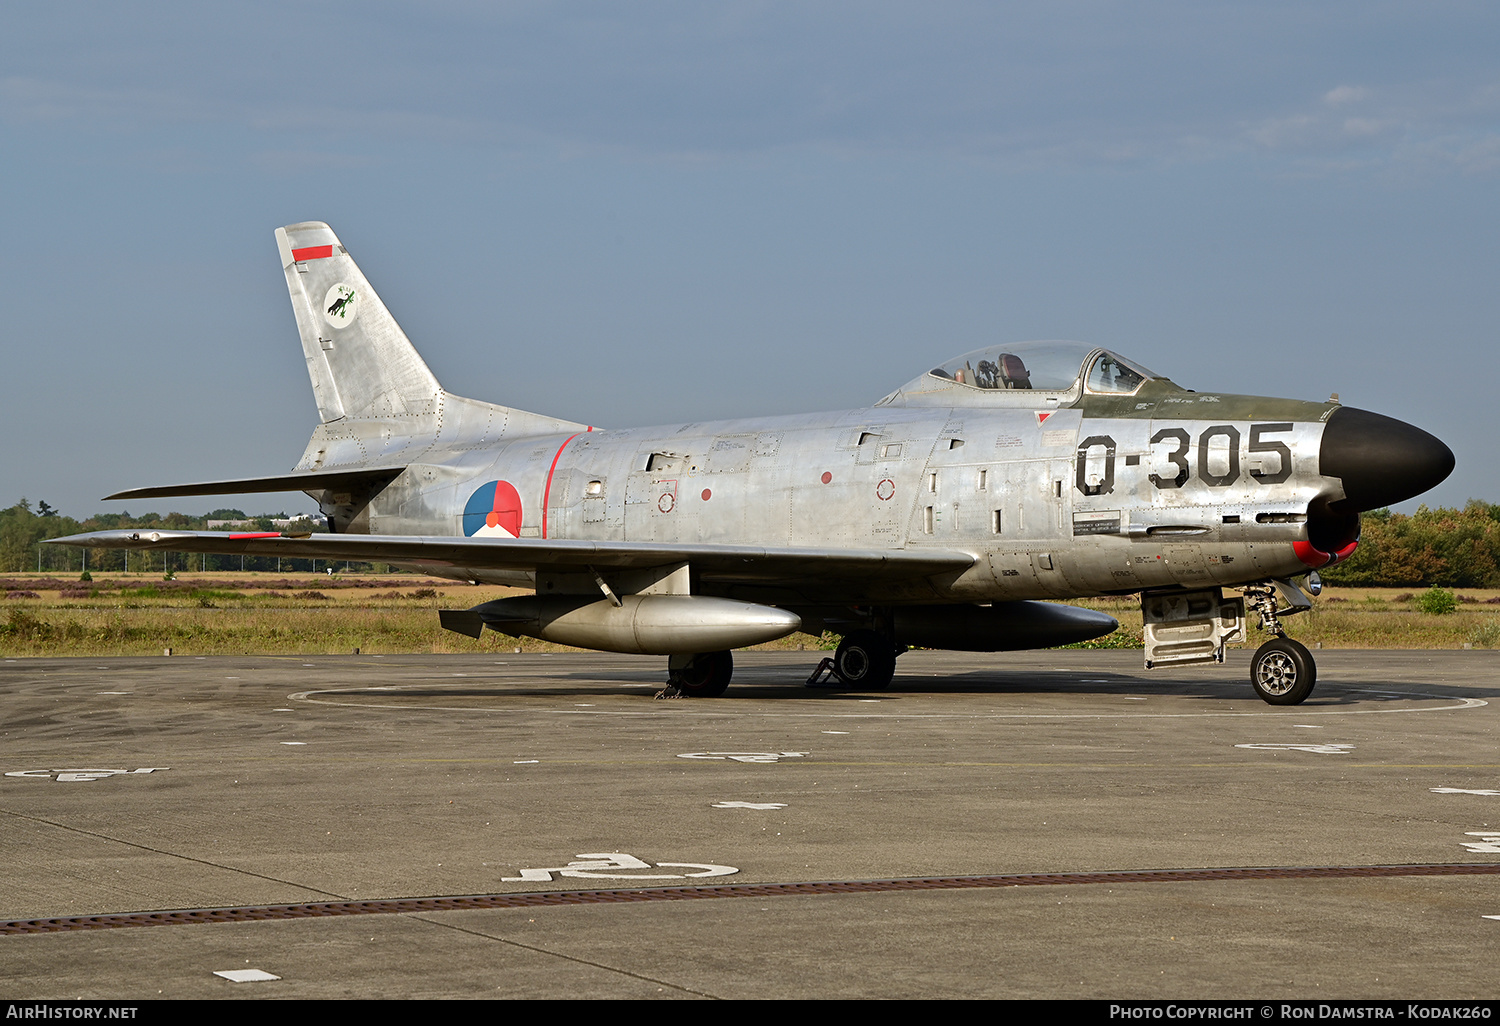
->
xmin=1319 ymin=407 xmax=1455 ymax=513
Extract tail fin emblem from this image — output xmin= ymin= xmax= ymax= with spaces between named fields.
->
xmin=323 ymin=284 xmax=359 ymax=327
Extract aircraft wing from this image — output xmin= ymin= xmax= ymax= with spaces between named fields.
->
xmin=46 ymin=530 xmax=975 ymax=588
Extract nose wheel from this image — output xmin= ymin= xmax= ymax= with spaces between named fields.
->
xmin=1250 ymin=637 xmax=1317 ymax=705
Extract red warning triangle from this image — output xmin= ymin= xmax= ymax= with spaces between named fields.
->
xmin=1035 ymin=412 xmax=1052 ymax=425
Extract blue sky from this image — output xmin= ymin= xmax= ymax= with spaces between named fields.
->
xmin=2 ymin=1 xmax=1495 ymax=517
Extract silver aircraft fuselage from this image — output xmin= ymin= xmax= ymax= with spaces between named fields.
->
xmin=359 ymin=394 xmax=1342 ymax=605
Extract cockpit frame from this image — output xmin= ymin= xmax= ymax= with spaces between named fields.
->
xmin=879 ymin=340 xmax=1161 ymax=409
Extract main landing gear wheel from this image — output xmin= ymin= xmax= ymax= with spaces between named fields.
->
xmin=1250 ymin=637 xmax=1317 ymax=705
xmin=833 ymin=630 xmax=896 ymax=691
xmin=668 ymin=650 xmax=734 ymax=697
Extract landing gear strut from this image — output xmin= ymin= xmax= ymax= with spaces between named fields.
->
xmin=1243 ymin=581 xmax=1317 ymax=705
xmin=658 ymin=650 xmax=733 ymax=698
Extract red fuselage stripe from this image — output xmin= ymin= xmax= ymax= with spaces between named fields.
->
xmin=541 ymin=434 xmax=581 ymax=539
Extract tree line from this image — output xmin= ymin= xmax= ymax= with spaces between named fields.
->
xmin=1319 ymin=501 xmax=1500 ymax=589
xmin=4 ymin=497 xmax=1499 ymax=587
xmin=0 ymin=499 xmax=350 ymax=575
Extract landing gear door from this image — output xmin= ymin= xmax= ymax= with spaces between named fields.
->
xmin=1141 ymin=588 xmax=1245 ymax=669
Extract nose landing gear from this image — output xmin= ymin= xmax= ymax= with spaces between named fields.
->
xmin=1250 ymin=636 xmax=1317 ymax=705
xmin=1243 ymin=580 xmax=1318 ymax=705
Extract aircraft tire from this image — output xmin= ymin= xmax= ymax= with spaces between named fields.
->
xmin=834 ymin=631 xmax=896 ymax=690
xmin=1250 ymin=638 xmax=1317 ymax=705
xmin=673 ymin=650 xmax=733 ymax=697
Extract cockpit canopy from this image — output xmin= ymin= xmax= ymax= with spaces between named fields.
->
xmin=931 ymin=340 xmax=1157 ymax=394
xmin=883 ymin=340 xmax=1162 ymax=407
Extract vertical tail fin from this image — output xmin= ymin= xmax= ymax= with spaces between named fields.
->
xmin=276 ymin=222 xmax=441 ymax=423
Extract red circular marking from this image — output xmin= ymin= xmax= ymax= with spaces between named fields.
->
xmin=876 ymin=478 xmax=895 ymax=501
xmin=701 ymin=488 xmax=712 ymax=501
xmin=821 ymin=472 xmax=832 ymax=484
xmin=490 ymin=480 xmax=523 ymax=536
xmin=658 ymin=493 xmax=676 ymax=513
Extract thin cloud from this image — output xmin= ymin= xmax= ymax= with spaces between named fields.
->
xmin=1243 ymin=77 xmax=1500 ymax=178
xmin=1323 ymin=85 xmax=1370 ymax=106
xmin=0 ymin=77 xmax=204 ymax=128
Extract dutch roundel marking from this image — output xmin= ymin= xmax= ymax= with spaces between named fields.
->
xmin=463 ymin=480 xmax=524 ymax=538
xmin=875 ymin=479 xmax=896 ymax=501
xmin=322 ymin=283 xmax=359 ymax=328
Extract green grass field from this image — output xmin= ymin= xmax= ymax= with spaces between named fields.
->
xmin=1 ymin=572 xmax=1497 ymax=657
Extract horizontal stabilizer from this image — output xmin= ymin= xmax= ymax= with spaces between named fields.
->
xmin=47 ymin=530 xmax=975 ymax=585
xmin=103 ymin=467 xmax=406 ymax=501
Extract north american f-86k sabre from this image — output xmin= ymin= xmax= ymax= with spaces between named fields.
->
xmin=52 ymin=222 xmax=1455 ymax=704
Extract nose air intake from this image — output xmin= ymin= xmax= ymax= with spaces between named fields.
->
xmin=1318 ymin=407 xmax=1455 ymax=513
